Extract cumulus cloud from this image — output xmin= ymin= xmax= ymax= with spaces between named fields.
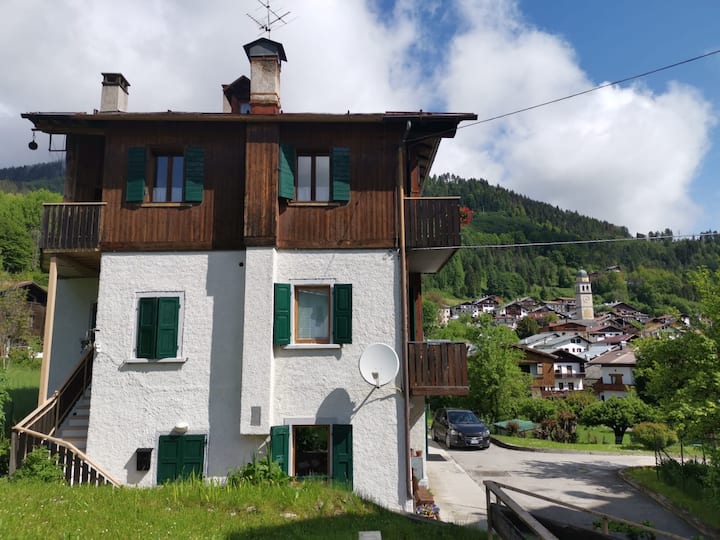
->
xmin=0 ymin=0 xmax=716 ymax=234
xmin=432 ymin=0 xmax=716 ymax=234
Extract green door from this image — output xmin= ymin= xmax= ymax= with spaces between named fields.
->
xmin=157 ymin=434 xmax=206 ymax=484
xmin=331 ymin=424 xmax=353 ymax=488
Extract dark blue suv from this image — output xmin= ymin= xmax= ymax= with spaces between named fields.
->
xmin=431 ymin=408 xmax=491 ymax=449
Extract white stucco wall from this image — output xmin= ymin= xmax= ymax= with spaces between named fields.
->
xmin=84 ymin=248 xmax=412 ymax=511
xmin=47 ymin=277 xmax=98 ymax=397
xmin=272 ymin=249 xmax=409 ymax=510
xmin=86 ymin=251 xmax=249 ymax=485
xmin=601 ymin=366 xmax=635 ymax=385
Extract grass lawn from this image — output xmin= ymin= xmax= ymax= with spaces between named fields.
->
xmin=0 ymin=478 xmax=484 ymax=539
xmin=625 ymin=467 xmax=720 ymax=530
xmin=2 ymin=361 xmax=41 ymax=432
xmin=494 ymin=425 xmax=705 ymax=459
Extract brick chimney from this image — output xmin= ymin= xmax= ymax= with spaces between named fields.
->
xmin=243 ymin=38 xmax=287 ymax=114
xmin=100 ymin=73 xmax=130 ymax=112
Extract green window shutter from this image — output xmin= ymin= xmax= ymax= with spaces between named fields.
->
xmin=126 ymin=147 xmax=146 ymax=202
xmin=332 ymin=424 xmax=353 ymax=488
xmin=157 ymin=435 xmax=180 ymax=484
xmin=331 ymin=147 xmax=350 ymax=202
xmin=157 ymin=435 xmax=205 ymax=484
xmin=278 ymin=144 xmax=296 ymax=199
xmin=156 ymin=297 xmax=180 ymax=359
xmin=184 ymin=146 xmax=205 ymax=203
xmin=273 ymin=283 xmax=291 ymax=345
xmin=333 ymin=284 xmax=352 ymax=344
xmin=137 ymin=297 xmax=158 ymax=359
xmin=270 ymin=425 xmax=290 ymax=474
xmin=180 ymin=435 xmax=206 ymax=480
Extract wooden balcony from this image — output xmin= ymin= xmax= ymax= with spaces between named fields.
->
xmin=405 ymin=197 xmax=461 ymax=273
xmin=408 ymin=341 xmax=468 ymax=396
xmin=39 ymin=203 xmax=105 ymax=277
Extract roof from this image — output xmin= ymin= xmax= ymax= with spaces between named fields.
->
xmin=586 ymin=346 xmax=637 ymax=366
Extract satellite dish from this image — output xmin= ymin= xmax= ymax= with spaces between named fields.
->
xmin=359 ymin=343 xmax=399 ymax=388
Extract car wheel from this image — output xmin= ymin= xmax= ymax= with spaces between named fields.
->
xmin=445 ymin=432 xmax=452 ymax=449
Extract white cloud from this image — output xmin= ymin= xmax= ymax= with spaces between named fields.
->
xmin=0 ymin=0 xmax=716 ymax=235
xmin=432 ymin=0 xmax=716 ymax=235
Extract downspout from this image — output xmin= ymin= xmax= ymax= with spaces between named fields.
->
xmin=399 ymin=121 xmax=412 ymax=499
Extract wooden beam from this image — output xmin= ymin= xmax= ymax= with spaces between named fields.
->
xmin=38 ymin=257 xmax=57 ymax=406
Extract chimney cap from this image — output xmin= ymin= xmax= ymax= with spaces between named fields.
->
xmin=101 ymin=73 xmax=130 ymax=91
xmin=243 ymin=38 xmax=287 ymax=62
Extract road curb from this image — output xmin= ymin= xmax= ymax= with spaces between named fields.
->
xmin=490 ymin=436 xmax=652 ymax=456
xmin=618 ymin=467 xmax=720 ymax=539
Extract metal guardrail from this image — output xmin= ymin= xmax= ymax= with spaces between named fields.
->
xmin=485 ymin=480 xmax=688 ymax=540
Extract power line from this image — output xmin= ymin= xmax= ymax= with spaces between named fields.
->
xmin=406 ymin=47 xmax=720 ymax=144
xmin=413 ymin=231 xmax=720 ymax=251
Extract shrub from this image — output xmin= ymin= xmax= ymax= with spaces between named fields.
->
xmin=227 ymin=454 xmax=289 ymax=487
xmin=537 ymin=411 xmax=577 ymax=443
xmin=505 ymin=421 xmax=520 ymax=436
xmin=516 ymin=398 xmax=558 ymax=423
xmin=630 ymin=422 xmax=678 ymax=450
xmin=12 ymin=447 xmax=65 ymax=483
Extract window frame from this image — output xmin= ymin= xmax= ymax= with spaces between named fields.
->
xmin=273 ymin=282 xmax=352 ymax=347
xmin=125 ymin=146 xmax=204 ymax=204
xmin=130 ymin=291 xmax=185 ymax=363
xmin=294 ymin=285 xmax=331 ymax=344
xmin=296 ymin=152 xmax=330 ymax=202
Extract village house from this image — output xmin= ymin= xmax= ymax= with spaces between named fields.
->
xmin=13 ymin=38 xmax=475 ymax=511
xmin=585 ymin=345 xmax=637 ymax=400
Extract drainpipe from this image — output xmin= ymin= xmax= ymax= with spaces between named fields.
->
xmin=399 ymin=121 xmax=412 ymax=499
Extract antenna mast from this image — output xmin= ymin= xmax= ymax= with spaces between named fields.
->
xmin=247 ymin=1 xmax=290 ymax=37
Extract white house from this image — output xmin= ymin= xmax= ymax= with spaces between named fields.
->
xmin=585 ymin=346 xmax=637 ymax=399
xmin=15 ymin=38 xmax=474 ymax=511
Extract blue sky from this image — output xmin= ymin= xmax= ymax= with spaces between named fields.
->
xmin=1 ymin=0 xmax=719 ymax=235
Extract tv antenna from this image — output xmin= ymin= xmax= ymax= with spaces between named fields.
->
xmin=247 ymin=1 xmax=291 ymax=38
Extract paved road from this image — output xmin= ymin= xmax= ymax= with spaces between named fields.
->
xmin=431 ymin=440 xmax=701 ymax=538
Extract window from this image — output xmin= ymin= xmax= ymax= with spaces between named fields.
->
xmin=153 ymin=154 xmax=184 ymax=202
xmin=136 ymin=296 xmax=181 ymax=359
xmin=279 ymin=145 xmax=350 ymax=202
xmin=568 ymin=382 xmax=575 ymax=391
xmin=298 ymin=155 xmax=330 ymax=201
xmin=270 ymin=424 xmax=352 ymax=486
xmin=273 ymin=283 xmax=352 ymax=345
xmin=558 ymin=382 xmax=564 ymax=390
xmin=126 ymin=146 xmax=205 ymax=203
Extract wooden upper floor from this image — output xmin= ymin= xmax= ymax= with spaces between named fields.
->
xmin=25 ymin=111 xmax=474 ymax=275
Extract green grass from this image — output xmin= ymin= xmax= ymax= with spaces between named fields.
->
xmin=625 ymin=467 xmax=720 ymax=530
xmin=2 ymin=361 xmax=41 ymax=431
xmin=494 ymin=425 xmax=705 ymax=459
xmin=0 ymin=478 xmax=484 ymax=539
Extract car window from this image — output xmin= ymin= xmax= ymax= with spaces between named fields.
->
xmin=448 ymin=411 xmax=480 ymax=424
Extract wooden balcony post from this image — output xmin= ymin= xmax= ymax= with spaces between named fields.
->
xmin=38 ymin=256 xmax=57 ymax=406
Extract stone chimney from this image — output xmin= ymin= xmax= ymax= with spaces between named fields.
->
xmin=100 ymin=73 xmax=130 ymax=112
xmin=243 ymin=38 xmax=287 ymax=114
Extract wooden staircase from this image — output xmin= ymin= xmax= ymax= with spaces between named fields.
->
xmin=11 ymin=347 xmax=119 ymax=486
xmin=56 ymin=389 xmax=91 ymax=452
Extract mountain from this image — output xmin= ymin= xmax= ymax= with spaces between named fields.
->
xmin=423 ymin=174 xmax=720 ymax=315
xmin=0 ymin=161 xmax=64 ymax=193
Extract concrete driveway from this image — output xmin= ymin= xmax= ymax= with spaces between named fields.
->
xmin=426 ymin=440 xmax=702 ymax=538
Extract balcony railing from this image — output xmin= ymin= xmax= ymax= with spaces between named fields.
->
xmin=408 ymin=341 xmax=468 ymax=396
xmin=40 ymin=203 xmax=105 ymax=251
xmin=405 ymin=197 xmax=461 ymax=249
xmin=404 ymin=197 xmax=461 ymax=273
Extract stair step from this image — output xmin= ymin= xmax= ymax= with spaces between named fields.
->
xmin=62 ymin=437 xmax=87 ymax=452
xmin=67 ymin=417 xmax=89 ymax=427
xmin=59 ymin=428 xmax=88 ymax=438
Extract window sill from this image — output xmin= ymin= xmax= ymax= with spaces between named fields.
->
xmin=286 ymin=201 xmax=344 ymax=207
xmin=137 ymin=202 xmax=196 ymax=208
xmin=125 ymin=357 xmax=187 ymax=364
xmin=283 ymin=344 xmax=342 ymax=350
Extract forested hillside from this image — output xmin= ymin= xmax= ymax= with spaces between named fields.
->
xmin=424 ymin=174 xmax=720 ymax=315
xmin=0 ymin=161 xmax=64 ymax=193
xmin=0 ymin=161 xmax=63 ymax=280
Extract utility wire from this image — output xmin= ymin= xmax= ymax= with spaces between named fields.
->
xmin=413 ymin=231 xmax=720 ymax=251
xmin=406 ymin=47 xmax=720 ymax=144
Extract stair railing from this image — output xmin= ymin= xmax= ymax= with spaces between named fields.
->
xmin=10 ymin=346 xmax=120 ymax=486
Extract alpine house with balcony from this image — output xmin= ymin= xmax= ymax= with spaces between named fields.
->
xmin=13 ymin=38 xmax=475 ymax=511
